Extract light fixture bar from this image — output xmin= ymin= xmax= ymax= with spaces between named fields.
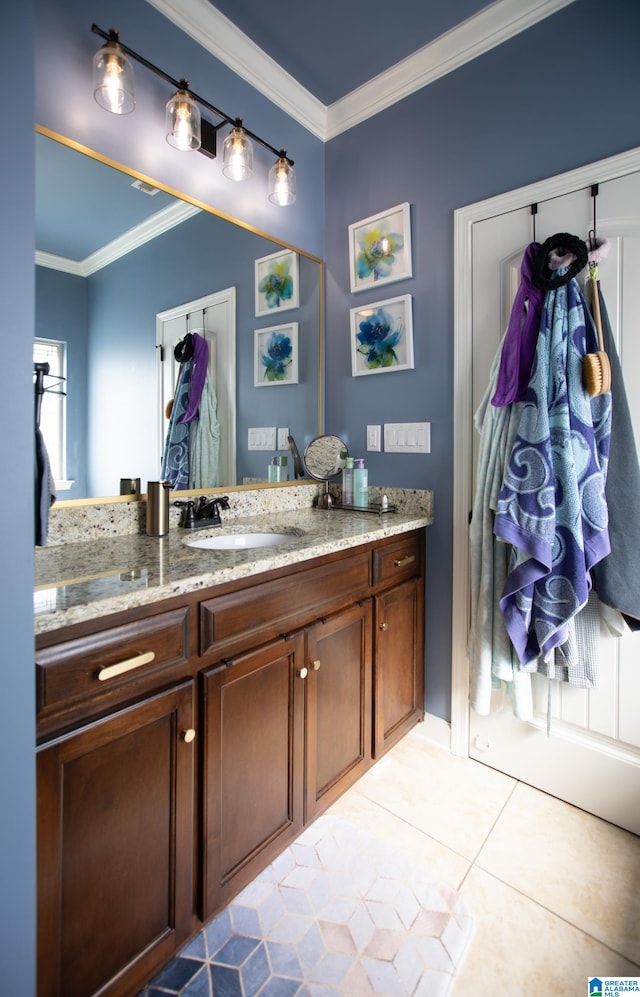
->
xmin=91 ymin=24 xmax=294 ymax=168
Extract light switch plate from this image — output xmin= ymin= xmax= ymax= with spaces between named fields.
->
xmin=248 ymin=427 xmax=277 ymax=451
xmin=383 ymin=422 xmax=431 ymax=453
xmin=277 ymin=428 xmax=290 ymax=450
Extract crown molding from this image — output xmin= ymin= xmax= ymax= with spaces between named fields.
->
xmin=36 ymin=201 xmax=200 ymax=276
xmin=325 ymin=0 xmax=577 ymax=138
xmin=144 ymin=0 xmax=327 ymax=139
xmin=146 ymin=0 xmax=576 ymax=142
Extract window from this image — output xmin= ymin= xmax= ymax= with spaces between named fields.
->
xmin=34 ymin=338 xmax=67 ymax=486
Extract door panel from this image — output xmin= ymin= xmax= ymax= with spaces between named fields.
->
xmin=468 ymin=172 xmax=640 ymax=834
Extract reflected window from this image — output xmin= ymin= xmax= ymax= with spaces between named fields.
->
xmin=34 ymin=338 xmax=67 ymax=485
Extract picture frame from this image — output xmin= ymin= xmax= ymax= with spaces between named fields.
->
xmin=350 ymin=294 xmax=414 ymax=377
xmin=255 ymin=248 xmax=299 ymax=316
xmin=254 ymin=323 xmax=299 ymax=386
xmin=348 ymin=202 xmax=412 ymax=293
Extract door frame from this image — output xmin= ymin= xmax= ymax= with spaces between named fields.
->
xmin=451 ymin=144 xmax=640 ymax=758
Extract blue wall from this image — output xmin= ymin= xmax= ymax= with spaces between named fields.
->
xmin=324 ymin=0 xmax=640 ymax=720
xmin=83 ymin=211 xmax=320 ymax=494
xmin=1 ymin=2 xmax=36 ymax=992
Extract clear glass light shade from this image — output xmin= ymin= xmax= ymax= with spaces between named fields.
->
xmin=268 ymin=157 xmax=296 ymax=206
xmin=93 ymin=41 xmax=135 ymax=114
xmin=222 ymin=126 xmax=254 ymax=181
xmin=165 ymin=90 xmax=201 ymax=151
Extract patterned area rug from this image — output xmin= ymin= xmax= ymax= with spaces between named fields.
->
xmin=138 ymin=813 xmax=474 ymax=997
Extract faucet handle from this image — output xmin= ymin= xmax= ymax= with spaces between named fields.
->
xmin=218 ymin=495 xmax=230 ymax=510
xmin=174 ymin=499 xmax=196 ymax=528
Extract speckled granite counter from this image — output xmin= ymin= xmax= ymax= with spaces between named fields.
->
xmin=35 ymin=489 xmax=433 ymax=635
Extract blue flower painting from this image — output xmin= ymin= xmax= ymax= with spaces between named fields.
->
xmin=356 ymin=307 xmax=401 ymax=368
xmin=255 ymin=249 xmax=299 ymax=316
xmin=262 ymin=330 xmax=292 ymax=381
xmin=350 ymin=295 xmax=414 ymax=377
xmin=255 ymin=323 xmax=299 ymax=386
xmin=356 ymin=226 xmax=404 ymax=284
xmin=349 ymin=203 xmax=412 ymax=293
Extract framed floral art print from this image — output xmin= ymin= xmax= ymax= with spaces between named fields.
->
xmin=255 ymin=248 xmax=299 ymax=316
xmin=350 ymin=294 xmax=414 ymax=377
xmin=348 ymin=202 xmax=412 ymax=293
xmin=254 ymin=323 xmax=299 ymax=386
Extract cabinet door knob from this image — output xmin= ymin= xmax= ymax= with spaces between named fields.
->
xmin=310 ymin=659 xmax=321 ymax=671
xmin=379 ymin=622 xmax=389 ymax=631
xmin=181 ymin=728 xmax=196 ymax=743
xmin=296 ymin=666 xmax=308 ymax=679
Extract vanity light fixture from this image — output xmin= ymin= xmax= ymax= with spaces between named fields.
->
xmin=269 ymin=153 xmax=296 ymax=206
xmin=91 ymin=24 xmax=296 ymax=205
xmin=221 ymin=120 xmax=253 ymax=181
xmin=165 ymin=83 xmax=201 ymax=151
xmin=92 ymin=30 xmax=135 ymax=114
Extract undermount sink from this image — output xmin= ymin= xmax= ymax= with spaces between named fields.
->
xmin=186 ymin=532 xmax=293 ymax=551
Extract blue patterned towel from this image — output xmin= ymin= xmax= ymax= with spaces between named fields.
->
xmin=494 ymin=276 xmax=611 ymax=666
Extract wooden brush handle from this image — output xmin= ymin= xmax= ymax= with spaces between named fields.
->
xmin=590 ymin=277 xmax=605 ymax=352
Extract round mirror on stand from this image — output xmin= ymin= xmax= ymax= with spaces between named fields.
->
xmin=303 ymin=435 xmax=348 ymax=508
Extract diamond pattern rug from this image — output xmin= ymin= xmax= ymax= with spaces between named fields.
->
xmin=137 ymin=813 xmax=474 ymax=997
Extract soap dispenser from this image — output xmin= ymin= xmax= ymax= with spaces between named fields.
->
xmin=353 ymin=459 xmax=369 ymax=507
xmin=342 ymin=457 xmax=354 ymax=505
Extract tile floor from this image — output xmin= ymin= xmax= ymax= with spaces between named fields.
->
xmin=141 ymin=726 xmax=640 ymax=996
xmin=331 ymin=728 xmax=640 ymax=995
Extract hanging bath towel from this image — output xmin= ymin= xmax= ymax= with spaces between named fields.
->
xmin=494 ymin=274 xmax=611 ymax=666
xmin=161 ymin=359 xmax=192 ymax=489
xmin=589 ymin=286 xmax=640 ymax=629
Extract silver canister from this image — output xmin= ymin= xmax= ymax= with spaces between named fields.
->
xmin=146 ymin=481 xmax=172 ymax=537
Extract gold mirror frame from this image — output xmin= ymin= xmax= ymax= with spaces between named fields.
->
xmin=36 ymin=125 xmax=324 ymax=508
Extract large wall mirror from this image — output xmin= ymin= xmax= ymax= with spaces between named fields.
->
xmin=35 ymin=126 xmax=323 ymax=505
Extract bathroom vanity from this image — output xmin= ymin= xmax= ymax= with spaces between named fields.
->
xmin=34 ymin=493 xmax=431 ymax=997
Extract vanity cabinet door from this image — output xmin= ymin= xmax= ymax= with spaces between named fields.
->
xmin=373 ymin=576 xmax=425 ymax=758
xmin=200 ymin=635 xmax=305 ymax=920
xmin=305 ymin=600 xmax=373 ymax=822
xmin=37 ymin=681 xmax=195 ymax=997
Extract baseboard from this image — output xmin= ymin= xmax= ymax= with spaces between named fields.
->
xmin=413 ymin=713 xmax=452 ymax=752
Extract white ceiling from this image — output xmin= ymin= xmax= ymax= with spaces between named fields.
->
xmin=146 ymin=0 xmax=576 ymax=139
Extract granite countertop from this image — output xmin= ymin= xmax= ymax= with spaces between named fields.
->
xmin=35 ymin=504 xmax=432 ymax=636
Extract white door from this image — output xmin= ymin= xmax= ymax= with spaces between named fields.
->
xmin=156 ymin=287 xmax=236 ymax=487
xmin=452 ymin=151 xmax=640 ymax=835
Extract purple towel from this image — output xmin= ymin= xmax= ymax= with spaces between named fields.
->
xmin=491 ymin=242 xmax=544 ymax=407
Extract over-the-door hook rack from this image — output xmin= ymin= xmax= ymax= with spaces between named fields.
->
xmin=531 ymin=203 xmax=538 ymax=243
xmin=589 ymin=183 xmax=599 ymax=250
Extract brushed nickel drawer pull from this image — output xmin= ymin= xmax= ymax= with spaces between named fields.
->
xmin=98 ymin=650 xmax=155 ymax=681
xmin=394 ymin=554 xmax=415 ymax=568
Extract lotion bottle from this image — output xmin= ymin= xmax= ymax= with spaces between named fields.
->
xmin=268 ymin=457 xmax=278 ymax=482
xmin=353 ymin=459 xmax=369 ymax=507
xmin=342 ymin=457 xmax=354 ymax=505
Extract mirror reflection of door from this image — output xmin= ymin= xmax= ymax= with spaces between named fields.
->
xmin=156 ymin=288 xmax=236 ymax=488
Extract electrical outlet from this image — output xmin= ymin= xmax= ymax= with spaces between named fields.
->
xmin=366 ymin=425 xmax=382 ymax=452
xmin=277 ymin=428 xmax=289 ymax=450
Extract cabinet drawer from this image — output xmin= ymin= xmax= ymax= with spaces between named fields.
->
xmin=200 ymin=550 xmax=370 ymax=656
xmin=36 ymin=607 xmax=191 ymax=724
xmin=372 ymin=533 xmax=422 ymax=586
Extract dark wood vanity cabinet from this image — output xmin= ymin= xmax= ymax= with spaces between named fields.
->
xmin=36 ymin=681 xmax=195 ymax=997
xmin=35 ymin=527 xmax=426 ymax=997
